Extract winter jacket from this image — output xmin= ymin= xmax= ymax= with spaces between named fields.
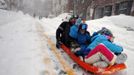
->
xmin=56 ymin=21 xmax=73 ymax=47
xmin=69 ymin=25 xmax=78 ymax=39
xmin=69 ymin=18 xmax=82 ymax=39
xmin=86 ymin=34 xmax=123 ymax=54
xmin=77 ymin=31 xmax=91 ymax=51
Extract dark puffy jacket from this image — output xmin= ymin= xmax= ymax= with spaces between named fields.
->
xmin=56 ymin=21 xmax=73 ymax=47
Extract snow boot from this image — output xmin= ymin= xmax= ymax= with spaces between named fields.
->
xmin=115 ymin=53 xmax=127 ymax=64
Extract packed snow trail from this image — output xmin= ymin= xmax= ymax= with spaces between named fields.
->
xmin=36 ymin=22 xmax=76 ymax=75
xmin=36 ymin=22 xmax=58 ymax=75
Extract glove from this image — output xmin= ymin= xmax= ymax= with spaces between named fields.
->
xmin=114 ymin=52 xmax=121 ymax=56
xmin=92 ymin=32 xmax=98 ymax=37
xmin=84 ymin=48 xmax=91 ymax=55
xmin=56 ymin=41 xmax=62 ymax=49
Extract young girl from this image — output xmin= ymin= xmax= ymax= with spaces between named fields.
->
xmin=85 ymin=34 xmax=127 ymax=68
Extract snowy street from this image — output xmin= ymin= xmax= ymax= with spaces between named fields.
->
xmin=0 ymin=9 xmax=45 ymax=75
xmin=0 ymin=9 xmax=134 ymax=75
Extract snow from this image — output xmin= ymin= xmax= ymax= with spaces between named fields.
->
xmin=108 ymin=14 xmax=134 ymax=29
xmin=87 ymin=15 xmax=134 ymax=51
xmin=0 ymin=9 xmax=45 ymax=75
xmin=40 ymin=13 xmax=134 ymax=75
xmin=86 ymin=15 xmax=134 ymax=75
xmin=0 ymin=9 xmax=134 ymax=75
xmin=0 ymin=9 xmax=67 ymax=75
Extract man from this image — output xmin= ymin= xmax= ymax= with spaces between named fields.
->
xmin=56 ymin=15 xmax=78 ymax=48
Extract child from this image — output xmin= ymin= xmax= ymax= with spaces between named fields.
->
xmin=85 ymin=33 xmax=127 ymax=68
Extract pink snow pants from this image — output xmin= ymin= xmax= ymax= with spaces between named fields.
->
xmin=85 ymin=44 xmax=116 ymax=65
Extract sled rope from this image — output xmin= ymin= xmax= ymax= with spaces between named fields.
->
xmin=36 ymin=23 xmax=76 ymax=75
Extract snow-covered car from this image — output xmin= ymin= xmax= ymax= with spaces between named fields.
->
xmin=0 ymin=0 xmax=7 ymax=9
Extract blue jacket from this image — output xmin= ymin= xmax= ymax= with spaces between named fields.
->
xmin=69 ymin=18 xmax=82 ymax=39
xmin=87 ymin=34 xmax=123 ymax=54
xmin=77 ymin=32 xmax=91 ymax=51
xmin=69 ymin=25 xmax=78 ymax=39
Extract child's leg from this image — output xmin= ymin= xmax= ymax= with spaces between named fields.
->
xmin=85 ymin=44 xmax=116 ymax=65
xmin=93 ymin=61 xmax=108 ymax=68
xmin=85 ymin=52 xmax=101 ymax=64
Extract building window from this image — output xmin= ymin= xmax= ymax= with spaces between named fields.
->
xmin=115 ymin=1 xmax=133 ymax=15
xmin=94 ymin=7 xmax=104 ymax=19
xmin=119 ymin=2 xmax=128 ymax=14
xmin=115 ymin=3 xmax=119 ymax=15
xmin=104 ymin=5 xmax=112 ymax=16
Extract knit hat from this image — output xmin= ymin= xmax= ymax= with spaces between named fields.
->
xmin=79 ymin=24 xmax=88 ymax=30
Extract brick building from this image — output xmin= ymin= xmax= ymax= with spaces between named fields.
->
xmin=67 ymin=0 xmax=92 ymax=19
xmin=87 ymin=0 xmax=134 ymax=19
xmin=67 ymin=0 xmax=134 ymax=20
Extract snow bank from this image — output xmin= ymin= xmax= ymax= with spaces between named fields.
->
xmin=87 ymin=15 xmax=134 ymax=50
xmin=0 ymin=9 xmax=66 ymax=75
xmin=86 ymin=15 xmax=134 ymax=75
xmin=0 ymin=9 xmax=32 ymax=25
xmin=38 ymin=13 xmax=70 ymax=36
xmin=108 ymin=14 xmax=134 ymax=29
xmin=0 ymin=9 xmax=45 ymax=75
